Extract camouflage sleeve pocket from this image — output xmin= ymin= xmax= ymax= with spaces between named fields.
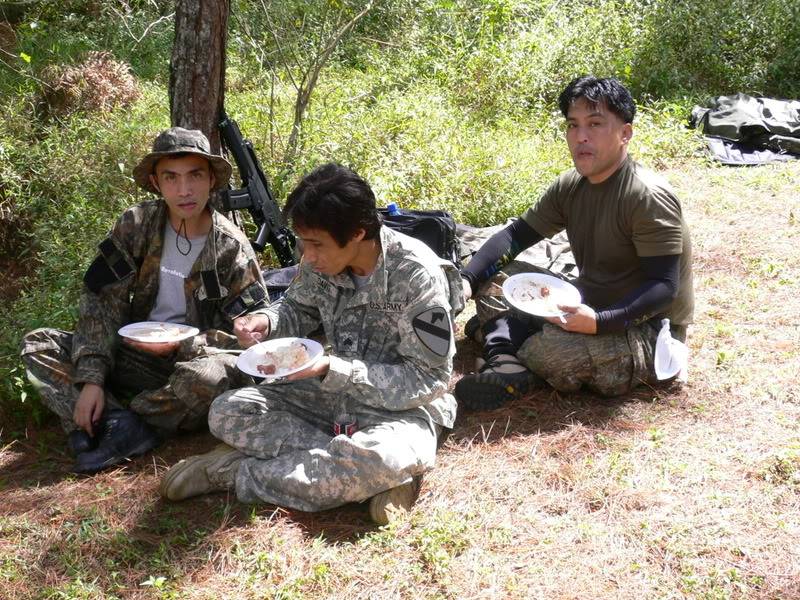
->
xmin=83 ymin=237 xmax=135 ymax=293
xmin=223 ymin=280 xmax=269 ymax=319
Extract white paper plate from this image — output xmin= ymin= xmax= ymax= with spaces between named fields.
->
xmin=236 ymin=337 xmax=324 ymax=380
xmin=118 ymin=321 xmax=199 ymax=343
xmin=502 ymin=273 xmax=581 ymax=317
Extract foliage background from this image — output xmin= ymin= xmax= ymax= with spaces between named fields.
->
xmin=1 ymin=0 xmax=799 ymax=425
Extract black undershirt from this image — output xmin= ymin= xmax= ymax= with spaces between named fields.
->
xmin=461 ymin=219 xmax=543 ymax=293
xmin=461 ymin=219 xmax=680 ymax=334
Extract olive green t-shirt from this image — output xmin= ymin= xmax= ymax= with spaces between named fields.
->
xmin=522 ymin=157 xmax=694 ymax=326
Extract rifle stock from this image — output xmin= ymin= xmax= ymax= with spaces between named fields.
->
xmin=218 ymin=111 xmax=297 ymax=267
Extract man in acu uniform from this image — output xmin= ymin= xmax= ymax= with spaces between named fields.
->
xmin=20 ymin=128 xmax=267 ymax=472
xmin=456 ymin=76 xmax=694 ymax=410
xmin=160 ymin=163 xmax=463 ymax=525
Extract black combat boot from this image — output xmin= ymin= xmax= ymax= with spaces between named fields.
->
xmin=463 ymin=314 xmax=484 ymax=343
xmin=67 ymin=429 xmax=99 ymax=455
xmin=455 ymin=354 xmax=543 ymax=412
xmin=72 ymin=409 xmax=160 ymax=474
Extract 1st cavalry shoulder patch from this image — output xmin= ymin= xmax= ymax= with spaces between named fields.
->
xmin=412 ymin=306 xmax=452 ymax=357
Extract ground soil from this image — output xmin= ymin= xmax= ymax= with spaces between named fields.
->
xmin=0 ymin=256 xmax=31 ymax=304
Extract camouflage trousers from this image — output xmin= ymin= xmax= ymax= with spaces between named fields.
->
xmin=209 ymin=381 xmax=440 ymax=512
xmin=20 ymin=328 xmax=252 ymax=433
xmin=474 ymin=261 xmax=661 ymax=397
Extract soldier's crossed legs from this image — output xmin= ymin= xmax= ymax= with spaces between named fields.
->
xmin=209 ymin=380 xmax=438 ymax=512
xmin=20 ymin=327 xmax=250 ymax=433
xmin=472 ymin=260 xmax=664 ymax=397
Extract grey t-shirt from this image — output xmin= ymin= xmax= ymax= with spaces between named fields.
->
xmin=148 ymin=223 xmax=208 ymax=323
xmin=349 ymin=270 xmax=372 ymax=291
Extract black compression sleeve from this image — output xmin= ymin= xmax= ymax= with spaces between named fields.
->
xmin=595 ymin=254 xmax=681 ymax=334
xmin=461 ymin=219 xmax=543 ymax=296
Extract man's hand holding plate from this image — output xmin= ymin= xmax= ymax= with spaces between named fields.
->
xmin=285 ymin=354 xmax=330 ymax=381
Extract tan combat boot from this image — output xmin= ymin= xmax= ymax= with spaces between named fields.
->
xmin=368 ymin=475 xmax=423 ymax=525
xmin=160 ymin=444 xmax=244 ymax=501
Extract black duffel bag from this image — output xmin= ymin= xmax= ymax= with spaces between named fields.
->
xmin=379 ymin=206 xmax=462 ymax=268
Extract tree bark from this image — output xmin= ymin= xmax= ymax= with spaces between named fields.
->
xmin=169 ymin=0 xmax=229 ymax=153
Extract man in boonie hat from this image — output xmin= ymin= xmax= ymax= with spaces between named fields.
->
xmin=132 ymin=126 xmax=232 ymax=195
xmin=20 ymin=127 xmax=268 ymax=474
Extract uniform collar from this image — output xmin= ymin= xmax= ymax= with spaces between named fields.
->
xmin=319 ymin=227 xmax=391 ymax=300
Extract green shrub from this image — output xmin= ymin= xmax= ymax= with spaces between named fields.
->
xmin=223 ymin=65 xmax=701 ymax=226
xmin=630 ymin=0 xmax=800 ymax=98
xmin=0 ymin=84 xmax=168 ymax=427
xmin=3 ymin=0 xmax=173 ymax=95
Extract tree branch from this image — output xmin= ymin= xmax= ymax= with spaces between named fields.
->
xmin=108 ymin=7 xmax=174 ymax=46
xmin=283 ymin=1 xmax=373 ymax=165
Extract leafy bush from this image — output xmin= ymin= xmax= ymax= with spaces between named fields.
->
xmin=3 ymin=0 xmax=173 ymax=95
xmin=225 ymin=65 xmax=700 ymax=226
xmin=0 ymin=84 xmax=168 ymax=428
xmin=630 ymin=0 xmax=800 ymax=98
xmin=0 ymin=128 xmax=29 ymax=258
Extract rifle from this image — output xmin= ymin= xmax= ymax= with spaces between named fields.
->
xmin=218 ymin=111 xmax=297 ymax=267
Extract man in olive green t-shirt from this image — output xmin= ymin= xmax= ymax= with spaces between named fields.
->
xmin=457 ymin=76 xmax=694 ymax=410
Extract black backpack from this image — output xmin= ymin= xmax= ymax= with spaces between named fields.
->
xmin=379 ymin=208 xmax=462 ymax=268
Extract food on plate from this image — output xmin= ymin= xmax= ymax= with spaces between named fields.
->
xmin=126 ymin=323 xmax=184 ymax=341
xmin=257 ymin=363 xmax=277 ymax=376
xmin=256 ymin=341 xmax=310 ymax=376
xmin=512 ymin=281 xmax=561 ymax=314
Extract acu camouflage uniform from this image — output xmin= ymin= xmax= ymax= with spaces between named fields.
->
xmin=21 ymin=200 xmax=267 ymax=433
xmin=209 ymin=226 xmax=463 ymax=512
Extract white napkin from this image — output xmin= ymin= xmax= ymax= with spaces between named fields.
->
xmin=654 ymin=318 xmax=689 ymax=381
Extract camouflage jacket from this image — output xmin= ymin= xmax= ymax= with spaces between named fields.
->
xmin=260 ymin=226 xmax=464 ymax=428
xmin=73 ymin=200 xmax=266 ymax=386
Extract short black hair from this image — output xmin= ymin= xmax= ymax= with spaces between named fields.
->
xmin=283 ymin=163 xmax=381 ymax=247
xmin=558 ymin=76 xmax=636 ymax=124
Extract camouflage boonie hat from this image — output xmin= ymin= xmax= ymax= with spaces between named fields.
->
xmin=133 ymin=127 xmax=232 ymax=194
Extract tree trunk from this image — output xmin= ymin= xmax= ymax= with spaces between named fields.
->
xmin=169 ymin=0 xmax=229 ymax=153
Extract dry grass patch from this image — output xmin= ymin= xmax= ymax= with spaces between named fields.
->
xmin=1 ymin=160 xmax=799 ymax=598
xmin=38 ymin=51 xmax=140 ymax=117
